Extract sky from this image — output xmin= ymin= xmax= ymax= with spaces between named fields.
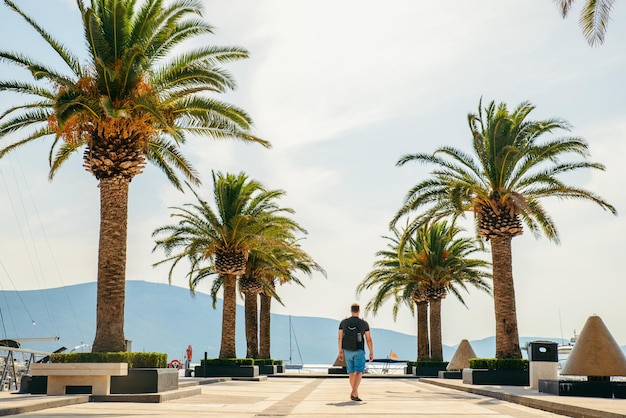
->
xmin=0 ymin=1 xmax=625 ymax=353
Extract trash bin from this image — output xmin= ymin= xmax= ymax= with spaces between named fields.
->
xmin=528 ymin=341 xmax=558 ymax=362
xmin=528 ymin=341 xmax=558 ymax=389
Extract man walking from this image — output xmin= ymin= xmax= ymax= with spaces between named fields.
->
xmin=338 ymin=303 xmax=373 ymax=401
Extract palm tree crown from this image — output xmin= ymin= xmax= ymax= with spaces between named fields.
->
xmin=0 ymin=0 xmax=269 ymax=183
xmin=395 ymin=99 xmax=616 ymax=242
xmin=153 ymin=172 xmax=304 ymax=281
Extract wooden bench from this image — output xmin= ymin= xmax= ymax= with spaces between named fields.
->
xmin=30 ymin=363 xmax=128 ymax=395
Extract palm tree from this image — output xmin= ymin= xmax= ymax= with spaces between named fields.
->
xmin=357 ymin=228 xmax=430 ymax=361
xmin=394 ymin=99 xmax=616 ymax=358
xmin=152 ymin=172 xmax=304 ymax=358
xmin=554 ymin=0 xmax=616 ymax=46
xmin=357 ymin=228 xmax=430 ymax=360
xmin=0 ymin=0 xmax=269 ymax=352
xmin=358 ymin=223 xmax=490 ymax=361
xmin=409 ymin=221 xmax=491 ymax=361
xmin=241 ymin=241 xmax=324 ymax=359
xmin=256 ymin=242 xmax=325 ymax=359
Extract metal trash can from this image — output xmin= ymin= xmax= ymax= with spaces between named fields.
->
xmin=528 ymin=341 xmax=558 ymax=389
xmin=528 ymin=341 xmax=558 ymax=362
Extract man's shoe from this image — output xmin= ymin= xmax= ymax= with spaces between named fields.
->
xmin=350 ymin=395 xmax=362 ymax=401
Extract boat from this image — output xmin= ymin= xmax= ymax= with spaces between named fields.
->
xmin=370 ymin=350 xmax=408 ymax=374
xmin=558 ymin=331 xmax=578 ymax=355
xmin=285 ymin=316 xmax=303 ymax=370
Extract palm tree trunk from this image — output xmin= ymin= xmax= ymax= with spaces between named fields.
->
xmin=244 ymin=292 xmax=259 ymax=358
xmin=429 ymin=299 xmax=443 ymax=361
xmin=491 ymin=235 xmax=522 ymax=359
xmin=416 ymin=301 xmax=430 ymax=361
xmin=92 ymin=177 xmax=129 ymax=353
xmin=219 ymin=274 xmax=237 ymax=358
xmin=259 ymin=293 xmax=271 ymax=359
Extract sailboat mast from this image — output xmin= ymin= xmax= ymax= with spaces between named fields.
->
xmin=289 ymin=315 xmax=293 ymax=363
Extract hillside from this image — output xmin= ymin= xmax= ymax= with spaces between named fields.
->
xmin=0 ymin=280 xmax=620 ymax=364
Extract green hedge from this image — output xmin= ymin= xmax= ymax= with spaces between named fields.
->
xmin=406 ymin=361 xmax=449 ymax=368
xmin=468 ymin=358 xmax=529 ymax=371
xmin=200 ymin=358 xmax=255 ymax=366
xmin=254 ymin=359 xmax=283 ymax=366
xmin=49 ymin=352 xmax=167 ymax=368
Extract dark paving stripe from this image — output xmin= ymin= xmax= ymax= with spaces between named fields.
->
xmin=256 ymin=379 xmax=323 ymax=416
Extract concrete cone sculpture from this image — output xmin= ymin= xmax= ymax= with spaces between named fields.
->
xmin=447 ymin=339 xmax=477 ymax=371
xmin=561 ymin=315 xmax=626 ymax=377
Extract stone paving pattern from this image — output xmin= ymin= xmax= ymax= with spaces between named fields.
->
xmin=0 ymin=376 xmax=624 ymax=417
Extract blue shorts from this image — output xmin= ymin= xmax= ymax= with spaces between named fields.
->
xmin=344 ymin=349 xmax=366 ymax=374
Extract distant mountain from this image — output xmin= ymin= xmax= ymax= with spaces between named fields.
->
xmin=0 ymin=281 xmax=623 ymax=364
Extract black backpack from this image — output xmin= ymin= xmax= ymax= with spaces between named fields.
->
xmin=342 ymin=318 xmax=363 ymax=351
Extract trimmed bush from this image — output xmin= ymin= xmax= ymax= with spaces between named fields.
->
xmin=49 ymin=352 xmax=167 ymax=369
xmin=406 ymin=361 xmax=449 ymax=368
xmin=468 ymin=358 xmax=528 ymax=371
xmin=254 ymin=359 xmax=283 ymax=366
xmin=200 ymin=358 xmax=255 ymax=366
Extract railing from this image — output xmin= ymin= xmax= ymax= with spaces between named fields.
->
xmin=0 ymin=346 xmax=52 ymax=391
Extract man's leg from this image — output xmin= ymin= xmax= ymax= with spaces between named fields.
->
xmin=350 ymin=371 xmax=362 ymax=397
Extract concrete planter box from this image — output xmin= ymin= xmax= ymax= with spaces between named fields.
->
xmin=404 ymin=366 xmax=414 ymax=375
xmin=328 ymin=366 xmax=347 ymax=374
xmin=414 ymin=365 xmax=448 ymax=377
xmin=258 ymin=365 xmax=278 ymax=375
xmin=276 ymin=365 xmax=285 ymax=373
xmin=462 ymin=368 xmax=529 ymax=386
xmin=110 ymin=368 xmax=178 ymax=394
xmin=438 ymin=370 xmax=462 ymax=379
xmin=539 ymin=379 xmax=626 ymax=398
xmin=29 ymin=362 xmax=128 ymax=395
xmin=194 ymin=365 xmax=259 ymax=378
xmin=23 ymin=367 xmax=178 ymax=395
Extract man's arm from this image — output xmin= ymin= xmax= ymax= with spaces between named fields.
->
xmin=338 ymin=329 xmax=344 ymax=361
xmin=365 ymin=330 xmax=373 ymax=361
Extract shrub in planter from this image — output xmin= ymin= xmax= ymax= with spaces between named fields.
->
xmin=407 ymin=360 xmax=449 ymax=377
xmin=195 ymin=358 xmax=259 ymax=377
xmin=407 ymin=361 xmax=449 ymax=368
xmin=254 ymin=359 xmax=282 ymax=366
xmin=41 ymin=352 xmax=173 ymax=395
xmin=465 ymin=358 xmax=529 ymax=386
xmin=200 ymin=358 xmax=255 ymax=366
xmin=254 ymin=359 xmax=282 ymax=375
xmin=49 ymin=352 xmax=167 ymax=369
xmin=468 ymin=358 xmax=528 ymax=371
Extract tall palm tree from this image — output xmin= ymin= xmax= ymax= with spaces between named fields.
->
xmin=0 ymin=0 xmax=269 ymax=352
xmin=394 ymin=99 xmax=616 ymax=358
xmin=554 ymin=0 xmax=616 ymax=46
xmin=409 ymin=221 xmax=491 ymax=361
xmin=152 ymin=172 xmax=303 ymax=358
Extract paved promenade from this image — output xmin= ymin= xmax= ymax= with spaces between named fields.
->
xmin=0 ymin=375 xmax=624 ymax=417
